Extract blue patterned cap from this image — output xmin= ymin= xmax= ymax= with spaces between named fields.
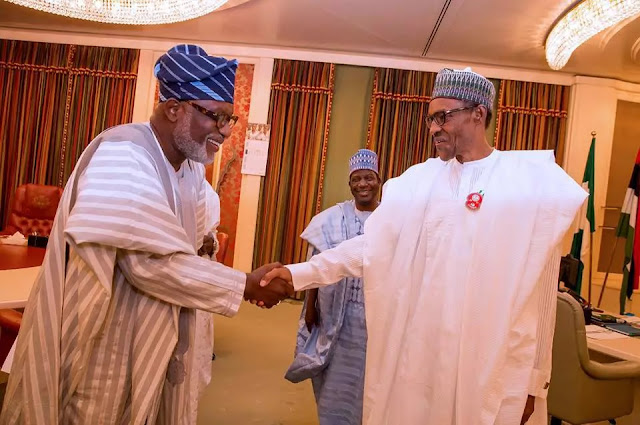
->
xmin=349 ymin=149 xmax=379 ymax=176
xmin=432 ymin=67 xmax=495 ymax=111
xmin=154 ymin=44 xmax=238 ymax=103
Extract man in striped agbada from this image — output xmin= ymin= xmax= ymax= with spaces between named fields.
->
xmin=0 ymin=44 xmax=292 ymax=425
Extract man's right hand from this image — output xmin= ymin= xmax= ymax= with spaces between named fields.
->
xmin=260 ymin=266 xmax=293 ymax=287
xmin=244 ymin=263 xmax=293 ymax=308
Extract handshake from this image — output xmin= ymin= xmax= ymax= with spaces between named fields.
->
xmin=243 ymin=263 xmax=294 ymax=308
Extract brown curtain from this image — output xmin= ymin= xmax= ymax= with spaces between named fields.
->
xmin=253 ymin=60 xmax=335 ymax=277
xmin=494 ymin=80 xmax=570 ymax=164
xmin=0 ymin=39 xmax=139 ymax=227
xmin=366 ymin=68 xmax=437 ymax=181
xmin=61 ymin=45 xmax=139 ymax=183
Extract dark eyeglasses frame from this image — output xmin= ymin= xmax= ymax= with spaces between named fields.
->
xmin=425 ymin=106 xmax=474 ymax=128
xmin=185 ymin=101 xmax=238 ymax=129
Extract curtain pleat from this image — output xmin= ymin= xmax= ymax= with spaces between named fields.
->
xmin=366 ymin=68 xmax=437 ymax=181
xmin=494 ymin=80 xmax=570 ymax=164
xmin=0 ymin=39 xmax=139 ymax=227
xmin=253 ymin=60 xmax=334 ymax=299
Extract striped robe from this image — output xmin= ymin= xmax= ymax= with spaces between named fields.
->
xmin=0 ymin=123 xmax=245 ymax=425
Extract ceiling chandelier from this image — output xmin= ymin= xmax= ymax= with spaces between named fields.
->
xmin=545 ymin=0 xmax=640 ymax=70
xmin=5 ymin=0 xmax=229 ymax=24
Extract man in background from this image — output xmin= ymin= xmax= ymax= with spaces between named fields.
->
xmin=286 ymin=149 xmax=381 ymax=425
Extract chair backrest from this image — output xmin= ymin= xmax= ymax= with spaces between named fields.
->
xmin=7 ymin=184 xmax=63 ymax=237
xmin=548 ymin=292 xmax=591 ymax=421
xmin=554 ymin=292 xmax=592 ymax=369
xmin=549 ymin=291 xmax=636 ymax=423
xmin=559 ymin=254 xmax=580 ymax=291
xmin=216 ymin=232 xmax=229 ymax=264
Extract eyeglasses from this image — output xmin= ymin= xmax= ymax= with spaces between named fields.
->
xmin=425 ymin=106 xmax=473 ymax=128
xmin=186 ymin=101 xmax=238 ymax=129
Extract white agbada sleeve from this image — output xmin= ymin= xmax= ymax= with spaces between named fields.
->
xmin=285 ymin=234 xmax=365 ymax=291
xmin=528 ymin=247 xmax=561 ymax=398
xmin=526 ymin=158 xmax=586 ymax=401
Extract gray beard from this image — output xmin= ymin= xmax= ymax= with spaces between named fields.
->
xmin=173 ymin=112 xmax=209 ymax=164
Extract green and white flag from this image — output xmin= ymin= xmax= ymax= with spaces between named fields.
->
xmin=618 ymin=148 xmax=640 ymax=314
xmin=570 ymin=136 xmax=596 ymax=295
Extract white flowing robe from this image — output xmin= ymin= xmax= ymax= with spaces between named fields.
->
xmin=287 ymin=150 xmax=587 ymax=425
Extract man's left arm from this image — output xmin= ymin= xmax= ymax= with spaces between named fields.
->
xmin=528 ymin=247 xmax=560 ymax=399
xmin=521 ymin=246 xmax=561 ymax=425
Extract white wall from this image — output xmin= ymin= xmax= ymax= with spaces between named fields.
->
xmin=563 ymin=77 xmax=640 ymax=309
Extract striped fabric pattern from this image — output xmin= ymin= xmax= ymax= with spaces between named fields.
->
xmin=154 ymin=44 xmax=238 ymax=103
xmin=0 ymin=123 xmax=245 ymax=424
xmin=529 ymin=247 xmax=561 ymax=397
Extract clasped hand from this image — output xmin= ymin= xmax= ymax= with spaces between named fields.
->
xmin=244 ymin=263 xmax=294 ymax=308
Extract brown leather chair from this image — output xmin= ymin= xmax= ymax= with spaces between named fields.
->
xmin=1 ymin=184 xmax=63 ymax=237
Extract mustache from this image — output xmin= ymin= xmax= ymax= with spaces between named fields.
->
xmin=205 ymin=134 xmax=223 ymax=144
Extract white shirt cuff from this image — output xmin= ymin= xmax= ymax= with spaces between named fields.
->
xmin=528 ymin=367 xmax=551 ymax=399
xmin=285 ymin=263 xmax=318 ymax=292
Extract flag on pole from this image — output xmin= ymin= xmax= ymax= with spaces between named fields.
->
xmin=618 ymin=148 xmax=640 ymax=314
xmin=570 ymin=136 xmax=596 ymax=295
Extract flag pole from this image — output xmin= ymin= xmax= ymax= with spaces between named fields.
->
xmin=589 ymin=231 xmax=593 ymax=303
xmin=597 ymin=237 xmax=620 ymax=308
xmin=588 ymin=130 xmax=596 ymax=305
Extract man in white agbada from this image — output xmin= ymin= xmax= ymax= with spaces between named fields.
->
xmin=0 ymin=44 xmax=293 ymax=424
xmin=262 ymin=68 xmax=588 ymax=425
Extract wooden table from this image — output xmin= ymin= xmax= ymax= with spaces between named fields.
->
xmin=0 ymin=245 xmax=45 ymax=308
xmin=588 ymin=334 xmax=640 ymax=364
xmin=0 ymin=245 xmax=45 ymax=271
